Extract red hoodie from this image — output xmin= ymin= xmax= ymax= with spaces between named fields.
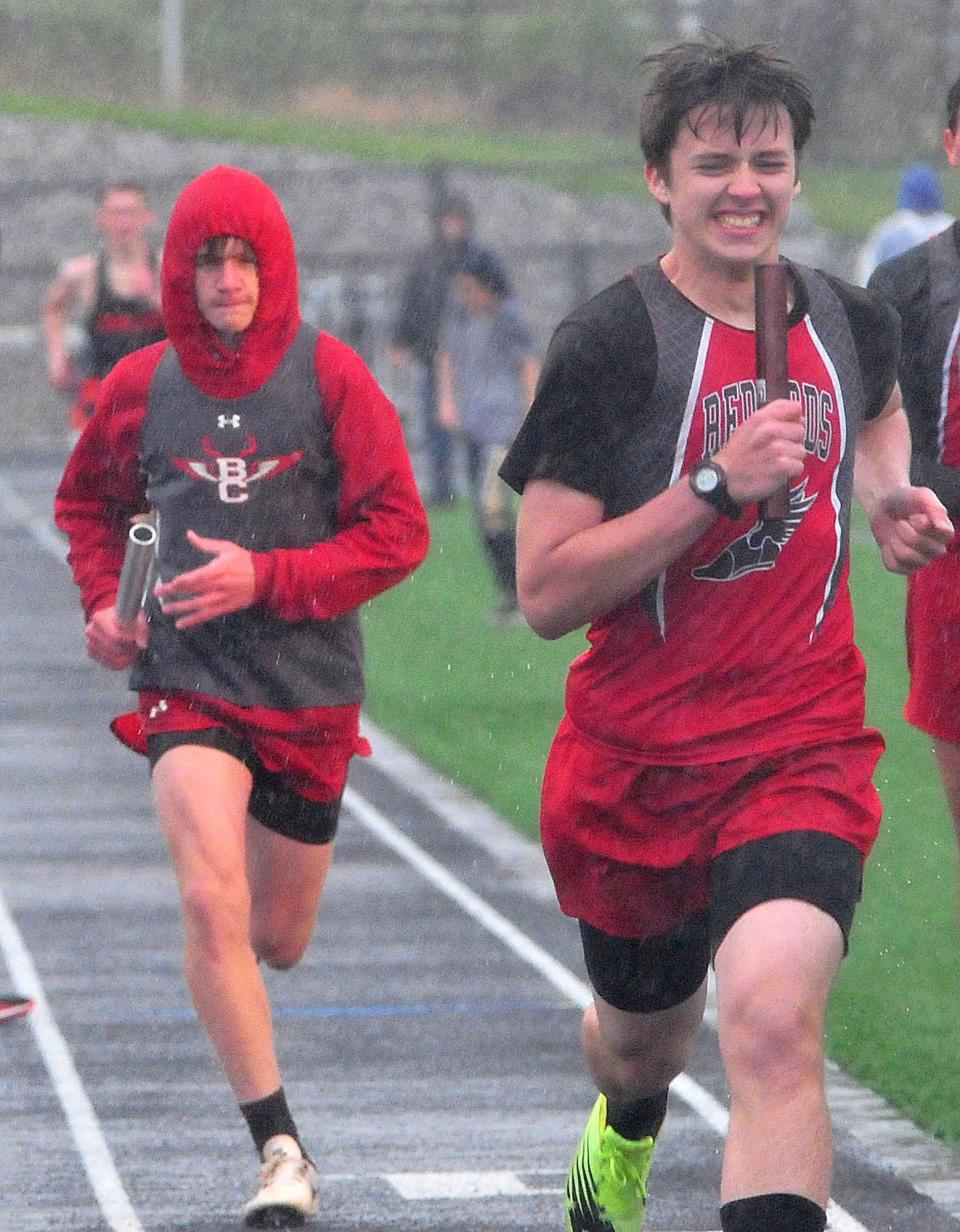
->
xmin=55 ymin=164 xmax=429 ymax=626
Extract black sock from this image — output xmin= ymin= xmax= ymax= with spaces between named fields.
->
xmin=720 ymin=1193 xmax=827 ymax=1231
xmin=605 ymin=1090 xmax=669 ymax=1141
xmin=239 ymin=1086 xmax=301 ymax=1157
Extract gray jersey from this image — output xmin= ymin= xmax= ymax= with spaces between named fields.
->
xmin=133 ymin=322 xmax=364 ymax=709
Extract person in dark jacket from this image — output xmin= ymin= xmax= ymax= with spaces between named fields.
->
xmin=55 ymin=165 xmax=429 ymax=1225
xmin=390 ymin=193 xmax=480 ymax=505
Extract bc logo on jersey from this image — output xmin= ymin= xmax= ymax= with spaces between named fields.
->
xmin=173 ymin=434 xmax=303 ymax=503
xmin=692 ymin=479 xmax=818 ymax=582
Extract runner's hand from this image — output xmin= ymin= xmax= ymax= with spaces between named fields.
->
xmin=868 ymin=486 xmax=953 ymax=574
xmin=155 ymin=530 xmax=256 ymax=629
xmin=714 ymin=398 xmax=806 ymax=504
xmin=85 ymin=606 xmax=147 ymax=669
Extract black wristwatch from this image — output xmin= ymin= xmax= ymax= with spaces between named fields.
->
xmin=688 ymin=458 xmax=741 ymax=519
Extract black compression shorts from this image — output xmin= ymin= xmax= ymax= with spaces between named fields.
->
xmin=579 ymin=830 xmax=863 ymax=1014
xmin=147 ymin=727 xmax=341 ymax=845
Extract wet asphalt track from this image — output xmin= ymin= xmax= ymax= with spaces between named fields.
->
xmin=3 ymin=374 xmax=960 ymax=1231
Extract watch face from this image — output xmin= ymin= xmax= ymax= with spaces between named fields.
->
xmin=694 ymin=465 xmax=720 ymax=495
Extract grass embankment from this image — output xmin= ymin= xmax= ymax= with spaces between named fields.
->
xmin=362 ymin=505 xmax=960 ymax=1151
xmin=4 ymin=89 xmax=960 ymax=237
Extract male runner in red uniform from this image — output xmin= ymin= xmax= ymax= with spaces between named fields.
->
xmin=501 ymin=40 xmax=953 ymax=1232
xmin=55 ymin=165 xmax=429 ymax=1225
xmin=867 ymin=78 xmax=960 ymax=868
xmin=42 ymin=181 xmax=165 ymax=433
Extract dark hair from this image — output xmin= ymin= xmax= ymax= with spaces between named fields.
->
xmin=639 ymin=38 xmax=814 ymax=174
xmin=195 ymin=235 xmax=258 ymax=266
xmin=947 ymin=76 xmax=960 ymax=133
xmin=432 ymin=193 xmax=474 ymax=226
xmin=455 ymin=246 xmax=510 ymax=298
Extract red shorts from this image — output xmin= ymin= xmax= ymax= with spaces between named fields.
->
xmin=112 ymin=689 xmax=371 ymax=804
xmin=540 ymin=717 xmax=884 ymax=940
xmin=904 ymin=550 xmax=960 ymax=742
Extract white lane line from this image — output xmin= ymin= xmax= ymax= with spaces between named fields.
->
xmin=386 ymin=1171 xmax=532 ymax=1199
xmin=0 ymin=473 xmax=67 ymax=559
xmin=0 ymin=474 xmax=137 ymax=1229
xmin=344 ymin=786 xmax=870 ymax=1232
xmin=0 ymin=892 xmax=144 ymax=1232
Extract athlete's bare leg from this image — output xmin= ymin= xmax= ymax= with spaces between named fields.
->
xmin=932 ymin=737 xmax=960 ymax=855
xmin=582 ymin=980 xmax=707 ymax=1105
xmin=714 ymin=898 xmax=843 ymax=1207
xmin=153 ymin=745 xmax=283 ymax=1102
xmin=246 ymin=820 xmax=333 ymax=969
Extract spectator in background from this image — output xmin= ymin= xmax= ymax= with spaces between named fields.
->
xmin=857 ymin=162 xmax=952 ymax=284
xmin=390 ymin=193 xmax=479 ymax=506
xmin=437 ymin=247 xmax=539 ymax=627
xmin=42 ymin=181 xmax=165 ymax=435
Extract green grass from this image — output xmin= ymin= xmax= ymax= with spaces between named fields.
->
xmin=362 ymin=504 xmax=576 ymax=834
xmin=0 ymin=90 xmax=647 ymax=199
xmin=802 ymin=162 xmax=960 ymax=237
xmin=827 ymin=520 xmax=960 ymax=1141
xmin=7 ymin=89 xmax=960 ymax=237
xmin=363 ymin=504 xmax=960 ymax=1150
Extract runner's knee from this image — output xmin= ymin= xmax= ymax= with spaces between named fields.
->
xmin=721 ymin=987 xmax=821 ymax=1095
xmin=252 ymin=926 xmax=309 ymax=970
xmin=180 ymin=873 xmax=250 ymax=959
xmin=586 ymin=998 xmax=699 ymax=1093
xmin=598 ymin=1024 xmax=693 ymax=1092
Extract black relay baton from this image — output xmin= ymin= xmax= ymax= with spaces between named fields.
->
xmin=754 ymin=262 xmax=791 ymax=520
xmin=115 ymin=514 xmax=158 ymax=630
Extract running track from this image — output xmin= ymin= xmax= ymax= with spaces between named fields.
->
xmin=2 ymin=440 xmax=960 ymax=1231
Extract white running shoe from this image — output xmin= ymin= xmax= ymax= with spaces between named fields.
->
xmin=242 ymin=1134 xmax=318 ymax=1227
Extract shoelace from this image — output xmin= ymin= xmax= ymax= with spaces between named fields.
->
xmin=598 ymin=1140 xmax=649 ymax=1214
xmin=261 ymin=1151 xmax=311 ymax=1187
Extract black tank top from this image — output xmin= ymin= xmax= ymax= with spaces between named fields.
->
xmin=85 ymin=251 xmax=166 ymax=378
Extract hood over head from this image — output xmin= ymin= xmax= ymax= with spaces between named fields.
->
xmin=162 ymin=165 xmax=300 ymax=397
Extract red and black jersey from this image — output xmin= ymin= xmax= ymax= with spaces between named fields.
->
xmin=85 ymin=251 xmax=165 ymax=379
xmin=501 ymin=260 xmax=899 ymax=764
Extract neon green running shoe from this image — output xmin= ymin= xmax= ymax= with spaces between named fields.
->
xmin=564 ymin=1095 xmax=655 ymax=1232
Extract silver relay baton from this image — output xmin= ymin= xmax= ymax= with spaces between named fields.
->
xmin=115 ymin=515 xmax=158 ymax=630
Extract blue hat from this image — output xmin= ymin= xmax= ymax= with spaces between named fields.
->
xmin=898 ymin=163 xmax=943 ymax=212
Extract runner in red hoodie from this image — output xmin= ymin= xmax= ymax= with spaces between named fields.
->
xmin=55 ymin=165 xmax=430 ymax=1225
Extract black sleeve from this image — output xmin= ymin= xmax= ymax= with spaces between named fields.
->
xmin=868 ymin=239 xmax=960 ymax=517
xmin=868 ymin=243 xmax=931 ymax=433
xmin=822 ymin=272 xmax=901 ymax=420
xmin=499 ymin=280 xmax=657 ymax=504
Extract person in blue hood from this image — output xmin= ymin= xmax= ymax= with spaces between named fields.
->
xmin=857 ymin=162 xmax=952 ymax=283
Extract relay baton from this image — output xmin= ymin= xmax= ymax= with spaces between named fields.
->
xmin=115 ymin=514 xmax=158 ymax=630
xmin=754 ymin=262 xmax=791 ymax=520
